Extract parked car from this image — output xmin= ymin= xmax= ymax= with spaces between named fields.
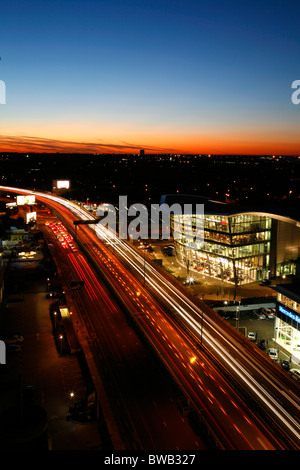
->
xmin=289 ymin=369 xmax=300 ymax=381
xmin=253 ymin=309 xmax=266 ymax=319
xmin=217 ymin=310 xmax=230 ymax=320
xmin=258 ymin=339 xmax=267 ymax=350
xmin=268 ymin=348 xmax=278 ymax=360
xmin=281 ymin=360 xmax=290 ymax=371
xmin=163 ymin=245 xmax=175 ymax=255
xmin=3 ymin=335 xmax=23 ymax=344
xmin=7 ymin=344 xmax=22 ymax=352
xmin=248 ymin=331 xmax=256 ymax=341
xmin=262 ymin=308 xmax=272 ymax=315
xmin=259 ymin=279 xmax=271 ymax=286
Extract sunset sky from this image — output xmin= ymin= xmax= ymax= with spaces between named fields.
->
xmin=0 ymin=0 xmax=300 ymax=154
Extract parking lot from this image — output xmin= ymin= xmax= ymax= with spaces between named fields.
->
xmin=225 ymin=309 xmax=300 ymax=374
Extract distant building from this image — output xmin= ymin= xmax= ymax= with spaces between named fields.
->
xmin=160 ymin=194 xmax=300 ymax=285
xmin=139 ymin=150 xmax=145 ymax=157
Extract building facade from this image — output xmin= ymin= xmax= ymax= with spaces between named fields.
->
xmin=161 ymin=194 xmax=300 ymax=286
xmin=272 ymin=284 xmax=300 ymax=365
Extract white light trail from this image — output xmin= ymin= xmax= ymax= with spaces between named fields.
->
xmin=1 ymin=186 xmax=299 ymax=444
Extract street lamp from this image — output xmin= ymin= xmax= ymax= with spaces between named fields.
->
xmin=236 ymin=301 xmax=241 ymax=330
xmin=59 ymin=334 xmax=63 ymax=356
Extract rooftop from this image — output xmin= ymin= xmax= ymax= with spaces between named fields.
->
xmin=160 ymin=194 xmax=300 ymax=223
xmin=271 ymin=283 xmax=300 ymax=303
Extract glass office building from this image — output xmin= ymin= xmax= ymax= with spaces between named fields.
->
xmin=172 ymin=212 xmax=272 ymax=284
xmin=161 ymin=194 xmax=299 ymax=286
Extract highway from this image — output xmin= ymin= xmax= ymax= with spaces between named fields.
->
xmin=1 ymin=186 xmax=300 ymax=450
xmin=40 ymin=214 xmax=207 ymax=450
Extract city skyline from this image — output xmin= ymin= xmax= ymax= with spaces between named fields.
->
xmin=0 ymin=0 xmax=300 ymax=155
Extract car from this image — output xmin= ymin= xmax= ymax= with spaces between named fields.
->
xmin=259 ymin=279 xmax=271 ymax=286
xmin=289 ymin=369 xmax=300 ymax=381
xmin=253 ymin=309 xmax=266 ymax=319
xmin=281 ymin=360 xmax=290 ymax=371
xmin=258 ymin=313 xmax=267 ymax=319
xmin=164 ymin=246 xmax=174 ymax=254
xmin=46 ymin=292 xmax=62 ymax=299
xmin=163 ymin=245 xmax=174 ymax=252
xmin=217 ymin=310 xmax=229 ymax=319
xmin=248 ymin=331 xmax=256 ymax=341
xmin=258 ymin=339 xmax=267 ymax=350
xmin=262 ymin=308 xmax=273 ymax=316
xmin=267 ymin=348 xmax=278 ymax=360
xmin=222 ymin=313 xmax=231 ymax=319
xmin=3 ymin=335 xmax=23 ymax=344
xmin=220 ymin=312 xmax=230 ymax=319
xmin=7 ymin=344 xmax=22 ymax=352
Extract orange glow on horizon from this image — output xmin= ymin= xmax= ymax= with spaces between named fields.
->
xmin=0 ymin=133 xmax=299 ymax=155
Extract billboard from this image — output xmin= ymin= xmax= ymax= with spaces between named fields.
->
xmin=52 ymin=180 xmax=71 ymax=193
xmin=26 ymin=211 xmax=37 ymax=224
xmin=17 ymin=195 xmax=36 ymax=206
xmin=57 ymin=180 xmax=70 ymax=189
xmin=56 ymin=180 xmax=70 ymax=189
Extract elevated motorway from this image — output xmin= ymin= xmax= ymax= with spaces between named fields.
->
xmin=1 ymin=186 xmax=300 ymax=450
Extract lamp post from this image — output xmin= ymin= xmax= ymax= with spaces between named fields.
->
xmin=69 ymin=391 xmax=75 ymax=411
xmin=59 ymin=334 xmax=63 ymax=356
xmin=236 ymin=301 xmax=241 ymax=330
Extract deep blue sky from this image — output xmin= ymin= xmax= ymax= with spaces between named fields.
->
xmin=0 ymin=0 xmax=300 ymax=154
